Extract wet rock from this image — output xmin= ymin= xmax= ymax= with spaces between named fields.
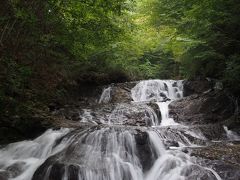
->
xmin=108 ymin=82 xmax=137 ymax=103
xmin=191 ymin=142 xmax=240 ymax=165
xmin=5 ymin=162 xmax=25 ymax=178
xmin=33 ymin=160 xmax=65 ymax=180
xmin=153 ymin=126 xmax=206 ymax=146
xmin=0 ymin=171 xmax=8 ymax=180
xmin=183 ymin=79 xmax=213 ymax=97
xmin=192 ymin=124 xmax=225 ymax=141
xmin=135 ymin=130 xmax=156 ymax=172
xmin=182 ymin=164 xmax=219 ymax=180
xmin=164 ymin=140 xmax=179 ymax=149
xmin=169 ymin=91 xmax=235 ymax=125
xmin=110 ymin=86 xmax=132 ymax=103
xmin=191 ymin=142 xmax=240 ymax=180
xmin=76 ymin=103 xmax=160 ymax=126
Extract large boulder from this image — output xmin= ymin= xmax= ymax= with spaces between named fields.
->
xmin=53 ymin=102 xmax=160 ymax=126
xmin=169 ymin=91 xmax=235 ymax=125
xmin=190 ymin=142 xmax=240 ymax=180
xmin=183 ymin=79 xmax=214 ymax=97
xmin=98 ymin=81 xmax=137 ymax=104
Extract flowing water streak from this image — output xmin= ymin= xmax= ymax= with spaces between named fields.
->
xmin=223 ymin=126 xmax=240 ymax=141
xmin=0 ymin=128 xmax=70 ymax=180
xmin=146 ymin=130 xmax=222 ymax=180
xmin=99 ymin=87 xmax=112 ymax=104
xmin=146 ymin=131 xmax=190 ymax=180
xmin=41 ymin=128 xmax=144 ymax=180
xmin=156 ymin=101 xmax=178 ymax=126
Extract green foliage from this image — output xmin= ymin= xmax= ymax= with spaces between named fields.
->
xmin=224 ymin=55 xmax=240 ymax=94
xmin=143 ymin=0 xmax=240 ymax=95
xmin=1 ymin=0 xmax=240 ymax=118
xmin=0 ymin=0 xmax=136 ymax=118
xmin=181 ymin=45 xmax=225 ymax=78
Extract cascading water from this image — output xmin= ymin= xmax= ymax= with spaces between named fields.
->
xmin=131 ymin=80 xmax=183 ymax=126
xmin=98 ymin=87 xmax=112 ymax=104
xmin=0 ymin=129 xmax=70 ymax=180
xmin=131 ymin=80 xmax=183 ymax=102
xmin=223 ymin=126 xmax=240 ymax=141
xmin=1 ymin=79 xmax=237 ymax=180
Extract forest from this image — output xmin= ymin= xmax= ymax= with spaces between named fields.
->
xmin=1 ymin=0 xmax=240 ymax=128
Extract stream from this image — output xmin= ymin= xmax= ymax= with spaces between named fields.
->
xmin=0 ymin=80 xmax=239 ymax=180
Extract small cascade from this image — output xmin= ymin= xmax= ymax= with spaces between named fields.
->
xmin=131 ymin=80 xmax=183 ymax=126
xmin=156 ymin=101 xmax=177 ymax=126
xmin=0 ymin=129 xmax=70 ymax=180
xmin=223 ymin=126 xmax=240 ymax=141
xmin=131 ymin=80 xmax=183 ymax=102
xmin=146 ymin=131 xmax=220 ymax=180
xmin=31 ymin=127 xmax=145 ymax=180
xmin=99 ymin=87 xmax=112 ymax=104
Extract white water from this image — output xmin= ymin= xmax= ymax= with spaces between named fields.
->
xmin=145 ymin=131 xmax=221 ymax=180
xmin=99 ymin=87 xmax=112 ymax=104
xmin=49 ymin=128 xmax=143 ymax=180
xmin=0 ymin=79 xmax=225 ymax=180
xmin=80 ymin=109 xmax=98 ymax=125
xmin=131 ymin=80 xmax=183 ymax=102
xmin=223 ymin=126 xmax=240 ymax=141
xmin=156 ymin=101 xmax=178 ymax=126
xmin=0 ymin=128 xmax=70 ymax=180
xmin=131 ymin=80 xmax=183 ymax=126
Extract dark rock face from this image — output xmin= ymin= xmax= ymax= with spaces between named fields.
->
xmin=109 ymin=82 xmax=136 ymax=103
xmin=169 ymin=91 xmax=235 ymax=125
xmin=53 ymin=102 xmax=160 ymax=127
xmin=183 ymin=79 xmax=213 ymax=97
xmin=191 ymin=142 xmax=240 ymax=180
xmin=182 ymin=164 xmax=219 ymax=180
xmin=194 ymin=124 xmax=225 ymax=140
xmin=0 ymin=171 xmax=8 ymax=180
xmin=134 ymin=130 xmax=156 ymax=172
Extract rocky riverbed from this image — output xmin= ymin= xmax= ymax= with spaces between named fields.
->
xmin=0 ymin=79 xmax=239 ymax=180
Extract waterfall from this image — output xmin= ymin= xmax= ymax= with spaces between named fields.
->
xmin=0 ymin=129 xmax=70 ymax=180
xmin=223 ymin=126 xmax=240 ymax=141
xmin=0 ymin=79 xmax=230 ymax=180
xmin=131 ymin=80 xmax=183 ymax=126
xmin=131 ymin=80 xmax=183 ymax=102
xmin=99 ymin=87 xmax=112 ymax=104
